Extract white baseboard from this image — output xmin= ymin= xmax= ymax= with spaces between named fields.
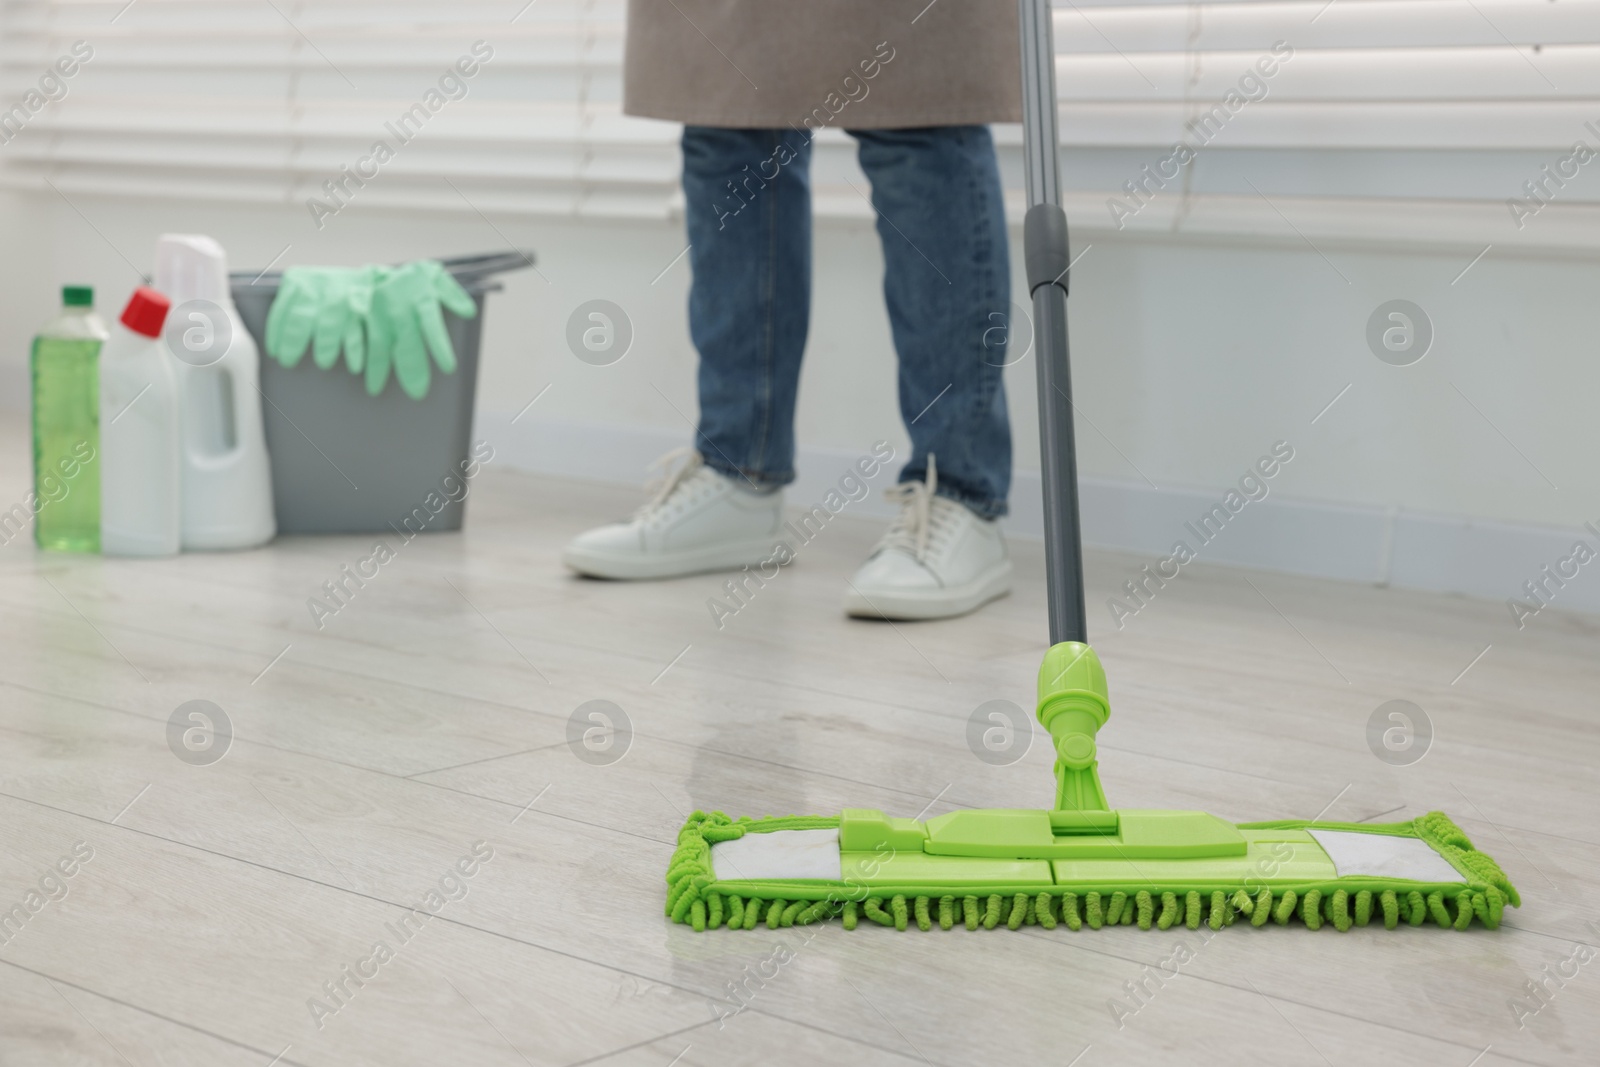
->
xmin=476 ymin=412 xmax=1600 ymax=617
xmin=1072 ymin=476 xmax=1600 ymax=616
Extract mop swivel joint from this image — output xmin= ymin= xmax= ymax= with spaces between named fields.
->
xmin=1036 ymin=642 xmax=1111 ymax=812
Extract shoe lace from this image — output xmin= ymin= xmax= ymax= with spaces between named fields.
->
xmin=878 ymin=455 xmax=950 ymax=563
xmin=634 ymin=447 xmax=711 ymax=520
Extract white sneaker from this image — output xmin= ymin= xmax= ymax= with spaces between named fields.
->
xmin=844 ymin=456 xmax=1011 ymax=620
xmin=562 ymin=449 xmax=787 ymax=580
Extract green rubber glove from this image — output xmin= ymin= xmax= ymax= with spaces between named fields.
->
xmin=364 ymin=260 xmax=477 ymax=401
xmin=265 ymin=266 xmax=388 ymax=373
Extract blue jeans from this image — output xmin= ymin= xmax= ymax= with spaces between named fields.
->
xmin=682 ymin=125 xmax=1012 ymax=519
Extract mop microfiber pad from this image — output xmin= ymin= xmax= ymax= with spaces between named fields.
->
xmin=664 ymin=644 xmax=1519 ymax=934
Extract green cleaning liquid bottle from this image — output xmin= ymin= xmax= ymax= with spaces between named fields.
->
xmin=31 ymin=285 xmax=109 ymax=552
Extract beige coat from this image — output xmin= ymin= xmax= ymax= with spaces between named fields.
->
xmin=623 ymin=0 xmax=1022 ymax=130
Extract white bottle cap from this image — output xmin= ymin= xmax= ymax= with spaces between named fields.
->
xmin=153 ymin=234 xmax=231 ymax=303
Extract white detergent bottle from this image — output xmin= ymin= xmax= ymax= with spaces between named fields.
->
xmin=154 ymin=234 xmax=276 ymax=550
xmin=100 ymin=288 xmax=181 ymax=557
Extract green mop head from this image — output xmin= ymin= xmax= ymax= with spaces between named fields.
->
xmin=665 ymin=643 xmax=1519 ymax=933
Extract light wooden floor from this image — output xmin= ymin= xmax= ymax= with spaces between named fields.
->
xmin=1 ymin=418 xmax=1596 ymax=1067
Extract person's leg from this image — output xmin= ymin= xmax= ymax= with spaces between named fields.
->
xmin=682 ymin=126 xmax=815 ymax=489
xmin=561 ymin=128 xmax=813 ymax=580
xmin=838 ymin=125 xmax=1012 ymax=619
xmin=850 ymin=125 xmax=1012 ymax=518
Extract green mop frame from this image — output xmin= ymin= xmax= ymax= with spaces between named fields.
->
xmin=665 ymin=0 xmax=1519 ymax=934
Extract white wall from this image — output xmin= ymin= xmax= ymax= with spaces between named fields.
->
xmin=0 ymin=186 xmax=58 ymax=403
xmin=3 ymin=186 xmax=1599 ymax=609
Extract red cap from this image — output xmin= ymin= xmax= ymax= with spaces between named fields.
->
xmin=119 ymin=287 xmax=171 ymax=338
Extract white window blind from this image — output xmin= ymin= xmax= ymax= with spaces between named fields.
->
xmin=1009 ymin=0 xmax=1600 ymax=249
xmin=0 ymin=0 xmax=670 ymax=220
xmin=2 ymin=0 xmax=1597 ymax=248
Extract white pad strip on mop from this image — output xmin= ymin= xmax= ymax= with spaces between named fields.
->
xmin=711 ymin=828 xmax=842 ymax=882
xmin=1308 ymin=829 xmax=1463 ymax=883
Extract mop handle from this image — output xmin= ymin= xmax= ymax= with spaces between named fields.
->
xmin=1019 ymin=0 xmax=1089 ymax=645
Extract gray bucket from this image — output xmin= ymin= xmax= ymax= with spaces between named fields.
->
xmin=230 ymin=251 xmax=532 ymax=535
